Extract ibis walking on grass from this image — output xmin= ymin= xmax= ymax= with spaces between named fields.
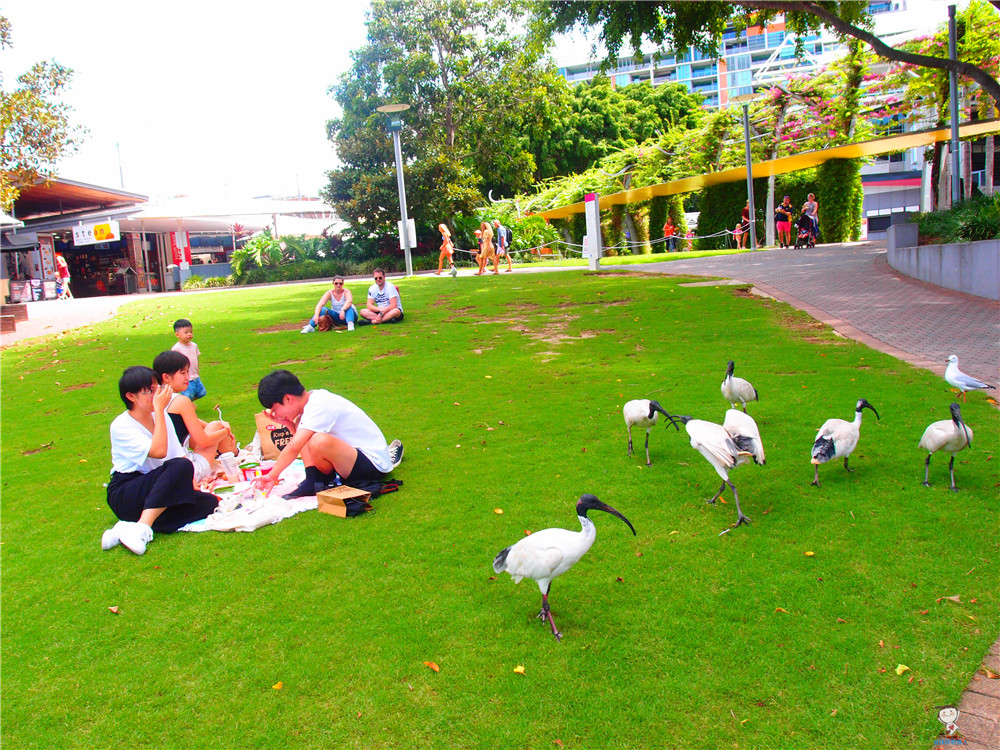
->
xmin=721 ymin=360 xmax=758 ymax=412
xmin=810 ymin=398 xmax=880 ymax=486
xmin=918 ymin=403 xmax=973 ymax=491
xmin=623 ymin=399 xmax=680 ymax=466
xmin=677 ymin=411 xmax=764 ymax=527
xmin=492 ymin=494 xmax=636 ymax=642
xmin=944 ymin=355 xmax=995 ymax=402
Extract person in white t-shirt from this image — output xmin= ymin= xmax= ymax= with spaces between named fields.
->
xmin=255 ymin=369 xmax=404 ymax=498
xmin=358 ymin=268 xmax=404 ymax=325
xmin=101 ymin=366 xmax=219 ymax=555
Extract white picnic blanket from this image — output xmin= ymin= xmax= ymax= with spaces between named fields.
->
xmin=179 ymin=460 xmax=318 ymax=533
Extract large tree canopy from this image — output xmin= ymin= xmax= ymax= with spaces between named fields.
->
xmin=526 ymin=75 xmax=703 ymax=179
xmin=534 ymin=1 xmax=1000 ymax=104
xmin=0 ymin=17 xmax=85 ymax=212
xmin=324 ymin=0 xmax=565 ymax=240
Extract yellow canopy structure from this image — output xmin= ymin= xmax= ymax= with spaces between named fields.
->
xmin=534 ymin=120 xmax=1000 ymax=220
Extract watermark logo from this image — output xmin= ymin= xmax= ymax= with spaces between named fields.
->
xmin=933 ymin=705 xmax=964 ymax=746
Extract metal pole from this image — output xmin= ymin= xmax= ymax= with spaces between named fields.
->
xmin=742 ymin=102 xmax=757 ymax=251
xmin=948 ymin=5 xmax=961 ymax=204
xmin=391 ymin=128 xmax=413 ymax=276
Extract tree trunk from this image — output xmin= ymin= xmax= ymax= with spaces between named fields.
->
xmin=930 ymin=142 xmax=943 ymax=211
xmin=938 ymin=146 xmax=951 ymax=211
xmin=963 ymin=136 xmax=973 ymax=200
xmin=623 ymin=211 xmax=642 ymax=254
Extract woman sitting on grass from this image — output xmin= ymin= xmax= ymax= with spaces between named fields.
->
xmin=101 ymin=366 xmax=219 ymax=556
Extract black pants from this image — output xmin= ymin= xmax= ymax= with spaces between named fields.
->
xmin=107 ymin=458 xmax=218 ymax=533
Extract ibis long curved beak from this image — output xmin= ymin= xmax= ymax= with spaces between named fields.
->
xmin=862 ymin=403 xmax=880 ymax=420
xmin=651 ymin=402 xmax=681 ymax=430
xmin=951 ymin=404 xmax=972 ymax=448
xmin=596 ymin=501 xmax=637 ymax=536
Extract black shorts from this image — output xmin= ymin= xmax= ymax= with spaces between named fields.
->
xmin=342 ymin=449 xmax=387 ymax=485
xmin=357 ymin=311 xmax=404 ymax=326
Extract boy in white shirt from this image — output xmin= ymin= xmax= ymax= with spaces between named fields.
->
xmin=102 ymin=366 xmax=219 ymax=555
xmin=255 ymin=369 xmax=403 ymax=498
xmin=358 ymin=268 xmax=404 ymax=325
xmin=171 ymin=318 xmax=207 ymax=400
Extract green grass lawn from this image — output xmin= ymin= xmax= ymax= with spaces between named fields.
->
xmin=2 ymin=270 xmax=996 ymax=749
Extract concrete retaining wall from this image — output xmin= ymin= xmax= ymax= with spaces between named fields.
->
xmin=887 ymin=225 xmax=999 ymax=301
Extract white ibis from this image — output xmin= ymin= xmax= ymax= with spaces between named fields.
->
xmin=918 ymin=403 xmax=974 ymax=491
xmin=676 ymin=412 xmax=762 ymax=527
xmin=945 ymin=355 xmax=995 ymax=402
xmin=721 ymin=360 xmax=758 ymax=412
xmin=810 ymin=398 xmax=880 ymax=486
xmin=492 ymin=494 xmax=636 ymax=641
xmin=623 ymin=399 xmax=680 ymax=466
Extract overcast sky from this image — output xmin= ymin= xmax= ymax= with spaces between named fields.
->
xmin=3 ymin=0 xmax=374 ymax=201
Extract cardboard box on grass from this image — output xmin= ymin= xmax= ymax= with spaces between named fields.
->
xmin=316 ymin=485 xmax=373 ymax=518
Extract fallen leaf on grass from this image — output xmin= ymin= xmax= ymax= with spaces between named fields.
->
xmin=108 ymin=606 xmax=119 ymax=614
xmin=804 ymin=551 xmax=815 ymax=557
xmin=878 ymin=640 xmax=884 ymax=648
xmin=836 ymin=618 xmax=846 ymax=623
xmin=453 ymin=402 xmax=461 ymax=406
xmin=493 ymin=508 xmax=503 ymax=515
xmin=423 ymin=662 xmax=440 ymax=673
xmin=775 ymin=607 xmax=790 ymax=614
xmin=513 ymin=665 xmax=525 ymax=674
xmin=937 ymin=595 xmax=962 ymax=604
xmin=895 ymin=664 xmax=909 ymax=676
xmin=669 ymin=531 xmax=678 ymax=535
xmin=980 ymin=668 xmax=999 ymax=679
xmin=272 ymin=682 xmax=283 ymax=690
xmin=878 ymin=667 xmax=887 ymax=673
xmin=357 ymin=711 xmax=362 ymax=718
xmin=830 ymin=709 xmax=837 ymax=717
xmin=22 ymin=442 xmax=55 ymax=456
xmin=919 ymin=610 xmax=929 ymax=615
xmin=523 ymin=530 xmax=531 ymax=536
xmin=616 ymin=577 xmax=624 ymax=582
xmin=553 ymin=741 xmax=564 ymax=749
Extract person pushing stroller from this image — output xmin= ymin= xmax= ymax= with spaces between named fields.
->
xmin=794 ymin=209 xmax=816 ymax=249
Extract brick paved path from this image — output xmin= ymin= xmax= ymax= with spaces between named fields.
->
xmin=643 ymin=240 xmax=1000 ymax=386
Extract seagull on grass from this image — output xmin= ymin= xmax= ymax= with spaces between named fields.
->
xmin=945 ymin=355 xmax=995 ymax=402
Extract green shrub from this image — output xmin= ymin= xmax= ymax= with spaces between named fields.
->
xmin=816 ymin=158 xmax=863 ymax=242
xmin=917 ymin=193 xmax=1000 ymax=244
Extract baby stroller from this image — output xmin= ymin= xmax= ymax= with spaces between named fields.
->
xmin=794 ymin=213 xmax=816 ymax=249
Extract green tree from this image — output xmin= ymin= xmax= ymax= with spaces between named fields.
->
xmin=0 ymin=17 xmax=85 ymax=211
xmin=324 ymin=0 xmax=565 ymax=244
xmin=532 ymin=1 xmax=1000 ymax=104
xmin=527 ymin=75 xmax=703 ymax=179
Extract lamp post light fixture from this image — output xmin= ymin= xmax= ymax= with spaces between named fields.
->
xmin=376 ymin=102 xmax=414 ymax=276
xmin=732 ymin=92 xmax=763 ymax=251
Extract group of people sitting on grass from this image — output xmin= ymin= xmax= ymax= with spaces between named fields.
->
xmin=101 ymin=314 xmax=402 ymax=555
xmin=300 ymin=268 xmax=404 ymax=333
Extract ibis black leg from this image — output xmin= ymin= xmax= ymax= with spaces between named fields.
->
xmin=644 ymin=429 xmax=651 ymax=467
xmin=536 ymin=587 xmax=561 ymax=642
xmin=729 ymin=480 xmax=751 ymax=526
xmin=811 ymin=465 xmax=820 ymax=487
xmin=627 ymin=427 xmax=633 ymax=457
xmin=706 ymin=481 xmax=726 ymax=505
xmin=844 ymin=456 xmax=854 ymax=473
xmin=949 ymin=455 xmax=958 ymax=492
xmin=923 ymin=454 xmax=931 ymax=487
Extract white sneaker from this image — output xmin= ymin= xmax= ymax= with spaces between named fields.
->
xmin=347 ymin=321 xmax=355 ymax=331
xmin=117 ymin=522 xmax=154 ymax=555
xmin=300 ymin=324 xmax=314 ymax=334
xmin=388 ymin=439 xmax=404 ymax=469
xmin=101 ymin=520 xmax=127 ymax=551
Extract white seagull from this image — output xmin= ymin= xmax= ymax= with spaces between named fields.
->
xmin=676 ymin=411 xmax=763 ymax=527
xmin=623 ymin=399 xmax=680 ymax=466
xmin=721 ymin=360 xmax=759 ymax=412
xmin=945 ymin=355 xmax=996 ymax=402
xmin=918 ymin=403 xmax=974 ymax=491
xmin=810 ymin=398 xmax=880 ymax=486
xmin=492 ymin=494 xmax=636 ymax=642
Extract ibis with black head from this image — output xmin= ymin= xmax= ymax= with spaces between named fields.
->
xmin=810 ymin=398 xmax=880 ymax=486
xmin=623 ymin=399 xmax=680 ymax=466
xmin=493 ymin=494 xmax=636 ymax=642
xmin=919 ymin=403 xmax=973 ymax=491
xmin=721 ymin=360 xmax=758 ymax=413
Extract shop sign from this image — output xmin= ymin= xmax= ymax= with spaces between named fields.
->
xmin=170 ymin=231 xmax=191 ymax=268
xmin=73 ymin=220 xmax=120 ymax=246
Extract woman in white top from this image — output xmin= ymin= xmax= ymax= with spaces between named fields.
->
xmin=301 ymin=276 xmax=358 ymax=333
xmin=803 ymin=193 xmax=819 ymax=238
xmin=102 ymin=366 xmax=219 ymax=555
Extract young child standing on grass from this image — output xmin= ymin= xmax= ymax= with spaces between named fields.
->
xmin=171 ymin=318 xmax=206 ymax=401
xmin=254 ymin=369 xmax=403 ymax=498
xmin=152 ymin=351 xmax=237 ymax=482
xmin=102 ymin=366 xmax=219 ymax=556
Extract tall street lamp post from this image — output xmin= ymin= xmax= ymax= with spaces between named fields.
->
xmin=733 ymin=92 xmax=762 ymax=251
xmin=377 ymin=103 xmax=414 ymax=276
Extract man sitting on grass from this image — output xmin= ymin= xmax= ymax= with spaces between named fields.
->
xmin=255 ymin=369 xmax=403 ymax=498
xmin=102 ymin=366 xmax=219 ymax=555
xmin=358 ymin=268 xmax=403 ymax=325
